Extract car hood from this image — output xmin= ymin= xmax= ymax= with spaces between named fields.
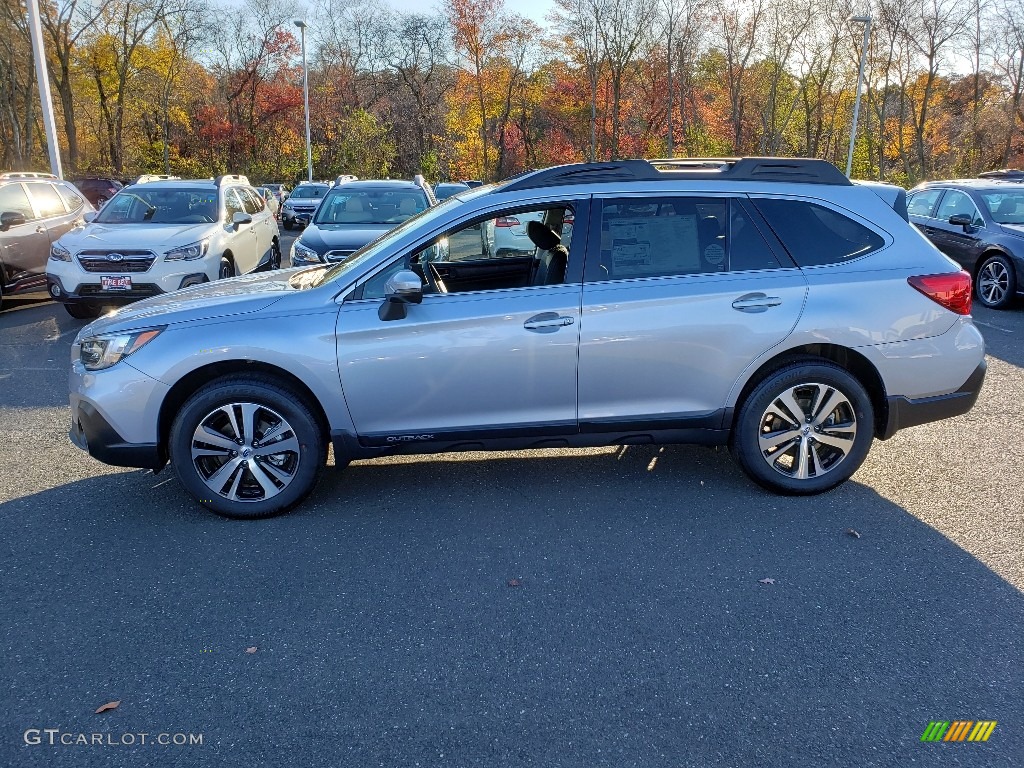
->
xmin=77 ymin=269 xmax=297 ymax=338
xmin=300 ymin=223 xmax=391 ymax=254
xmin=59 ymin=222 xmax=214 ymax=253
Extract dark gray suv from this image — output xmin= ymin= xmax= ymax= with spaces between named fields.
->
xmin=0 ymin=173 xmax=92 ymax=310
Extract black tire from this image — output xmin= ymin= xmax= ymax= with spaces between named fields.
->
xmin=218 ymin=257 xmax=234 ymax=280
xmin=64 ymin=303 xmax=101 ymax=320
xmin=271 ymin=239 xmax=282 ymax=269
xmin=975 ymin=254 xmax=1016 ymax=309
xmin=283 ymin=219 xmax=293 ymax=231
xmin=0 ymin=281 xmax=4 ymax=312
xmin=168 ymin=375 xmax=327 ymax=519
xmin=730 ymin=362 xmax=874 ymax=495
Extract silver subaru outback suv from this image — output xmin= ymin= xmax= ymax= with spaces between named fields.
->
xmin=68 ymin=158 xmax=986 ymax=519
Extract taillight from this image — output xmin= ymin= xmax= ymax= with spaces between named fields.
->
xmin=908 ymin=271 xmax=972 ymax=315
xmin=494 ymin=216 xmax=520 ymax=228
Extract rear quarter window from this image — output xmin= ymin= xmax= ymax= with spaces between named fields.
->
xmin=752 ymin=199 xmax=885 ymax=267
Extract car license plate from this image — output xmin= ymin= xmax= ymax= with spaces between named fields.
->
xmin=101 ymin=275 xmax=131 ymax=291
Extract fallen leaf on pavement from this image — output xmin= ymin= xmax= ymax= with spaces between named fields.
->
xmin=507 ymin=579 xmax=522 ymax=587
xmin=846 ymin=528 xmax=862 ymax=539
xmin=245 ymin=646 xmax=258 ymax=654
xmin=95 ymin=701 xmax=120 ymax=714
xmin=757 ymin=578 xmax=775 ymax=585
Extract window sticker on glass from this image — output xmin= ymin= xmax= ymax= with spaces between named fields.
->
xmin=606 ymin=215 xmax=699 ymax=276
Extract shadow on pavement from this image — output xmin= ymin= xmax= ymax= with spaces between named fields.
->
xmin=1 ymin=445 xmax=1020 ymax=767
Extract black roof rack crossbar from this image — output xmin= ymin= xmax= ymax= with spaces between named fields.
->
xmin=502 ymin=157 xmax=851 ymax=192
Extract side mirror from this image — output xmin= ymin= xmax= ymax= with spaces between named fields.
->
xmin=231 ymin=211 xmax=253 ymax=228
xmin=378 ymin=270 xmax=424 ymax=321
xmin=82 ymin=211 xmax=97 ymax=223
xmin=948 ymin=213 xmax=973 ymax=229
xmin=0 ymin=211 xmax=26 ymax=231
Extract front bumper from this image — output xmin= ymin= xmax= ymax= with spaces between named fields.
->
xmin=47 ymin=270 xmax=209 ymax=306
xmin=879 ymin=359 xmax=986 ymax=439
xmin=70 ymin=401 xmax=165 ymax=470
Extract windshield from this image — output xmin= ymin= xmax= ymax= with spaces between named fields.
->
xmin=94 ymin=187 xmax=218 ymax=224
xmin=978 ymin=190 xmax=1024 ymax=224
xmin=312 ymin=185 xmax=494 ymax=288
xmin=290 ymin=185 xmax=327 ymax=200
xmin=314 ymin=188 xmax=429 ymax=225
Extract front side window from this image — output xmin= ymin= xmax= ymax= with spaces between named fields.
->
xmin=753 ymin=198 xmax=885 ymax=267
xmin=55 ymin=183 xmax=85 ymax=211
xmin=936 ymin=190 xmax=983 ymax=226
xmin=238 ymin=187 xmax=262 ymax=215
xmin=360 ymin=204 xmax=576 ymax=299
xmin=0 ymin=183 xmax=35 ymax=220
xmin=224 ymin=188 xmax=245 ymax=219
xmin=978 ymin=190 xmax=1024 ymax=224
xmin=94 ymin=187 xmax=218 ymax=224
xmin=25 ymin=182 xmax=66 ymax=219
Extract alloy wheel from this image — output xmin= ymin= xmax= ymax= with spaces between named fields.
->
xmin=190 ymin=402 xmax=302 ymax=502
xmin=978 ymin=259 xmax=1010 ymax=306
xmin=757 ymin=382 xmax=857 ymax=480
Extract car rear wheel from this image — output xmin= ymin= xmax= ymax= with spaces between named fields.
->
xmin=169 ymin=376 xmax=326 ymax=519
xmin=731 ymin=362 xmax=874 ymax=495
xmin=976 ymin=254 xmax=1015 ymax=309
xmin=64 ymin=303 xmax=101 ymax=320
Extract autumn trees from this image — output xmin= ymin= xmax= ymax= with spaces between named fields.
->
xmin=2 ymin=0 xmax=1024 ymax=184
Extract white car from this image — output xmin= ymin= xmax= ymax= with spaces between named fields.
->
xmin=489 ymin=210 xmax=573 ymax=255
xmin=46 ymin=175 xmax=281 ymax=319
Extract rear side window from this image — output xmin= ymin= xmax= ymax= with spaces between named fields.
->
xmin=0 ymin=183 xmax=34 ymax=219
xmin=753 ymin=199 xmax=884 ymax=267
xmin=25 ymin=182 xmax=67 ymax=218
xmin=56 ymin=183 xmax=85 ymax=211
xmin=590 ymin=197 xmax=782 ymax=281
xmin=907 ymin=189 xmax=942 ymax=217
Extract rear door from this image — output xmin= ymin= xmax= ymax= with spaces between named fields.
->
xmin=577 ymin=195 xmax=808 ymax=432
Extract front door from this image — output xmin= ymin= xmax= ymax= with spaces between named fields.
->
xmin=335 ymin=202 xmax=587 ymax=446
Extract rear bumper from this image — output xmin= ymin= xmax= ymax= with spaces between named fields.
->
xmin=879 ymin=359 xmax=986 ymax=439
xmin=70 ymin=400 xmax=165 ymax=470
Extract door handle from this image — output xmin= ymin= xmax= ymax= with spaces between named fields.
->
xmin=731 ymin=292 xmax=782 ymax=313
xmin=524 ymin=312 xmax=575 ymax=332
xmin=35 ymin=226 xmax=45 ymax=234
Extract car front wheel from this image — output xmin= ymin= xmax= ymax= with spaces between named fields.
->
xmin=976 ymin=254 xmax=1015 ymax=309
xmin=169 ymin=376 xmax=327 ymax=519
xmin=731 ymin=362 xmax=874 ymax=495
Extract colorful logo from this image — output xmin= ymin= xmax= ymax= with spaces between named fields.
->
xmin=921 ymin=721 xmax=997 ymax=742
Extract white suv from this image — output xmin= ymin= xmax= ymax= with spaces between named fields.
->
xmin=46 ymin=175 xmax=281 ymax=319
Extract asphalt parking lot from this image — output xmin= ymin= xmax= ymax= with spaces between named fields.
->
xmin=1 ymin=272 xmax=1022 ymax=766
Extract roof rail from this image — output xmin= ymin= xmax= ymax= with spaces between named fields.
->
xmin=215 ymin=174 xmax=250 ymax=186
xmin=0 ymin=171 xmax=58 ymax=180
xmin=502 ymin=157 xmax=852 ymax=192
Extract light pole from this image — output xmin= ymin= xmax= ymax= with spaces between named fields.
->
xmin=846 ymin=15 xmax=872 ymax=178
xmin=294 ymin=19 xmax=313 ymax=183
xmin=26 ymin=0 xmax=63 ymax=177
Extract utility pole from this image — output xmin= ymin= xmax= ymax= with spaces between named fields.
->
xmin=26 ymin=0 xmax=63 ymax=177
xmin=846 ymin=15 xmax=872 ymax=178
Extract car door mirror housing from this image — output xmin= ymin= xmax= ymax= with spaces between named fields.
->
xmin=0 ymin=210 xmax=26 ymax=231
xmin=82 ymin=211 xmax=96 ymax=223
xmin=948 ymin=213 xmax=972 ymax=229
xmin=231 ymin=211 xmax=253 ymax=228
xmin=378 ymin=270 xmax=424 ymax=321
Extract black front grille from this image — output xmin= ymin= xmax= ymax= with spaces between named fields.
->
xmin=76 ymin=283 xmax=162 ymax=298
xmin=78 ymin=250 xmax=156 ymax=273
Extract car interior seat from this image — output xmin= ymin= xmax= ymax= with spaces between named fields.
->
xmin=997 ymin=197 xmax=1017 ymax=217
xmin=527 ymin=219 xmax=568 ymax=285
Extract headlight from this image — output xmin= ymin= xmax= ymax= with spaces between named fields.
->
xmin=164 ymin=239 xmax=209 ymax=261
xmin=79 ymin=328 xmax=164 ymax=371
xmin=282 ymin=202 xmax=294 ymax=211
xmin=292 ymin=241 xmax=321 ymax=264
xmin=50 ymin=242 xmax=72 ymax=261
